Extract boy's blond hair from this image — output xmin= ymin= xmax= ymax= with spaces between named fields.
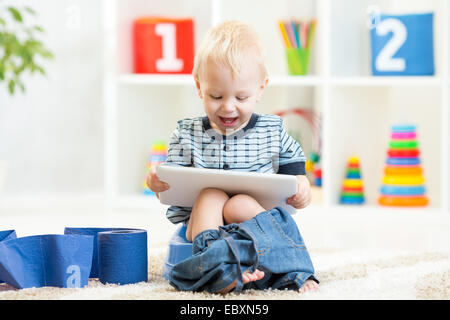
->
xmin=193 ymin=20 xmax=268 ymax=81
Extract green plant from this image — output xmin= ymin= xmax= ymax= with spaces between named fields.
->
xmin=0 ymin=6 xmax=53 ymax=95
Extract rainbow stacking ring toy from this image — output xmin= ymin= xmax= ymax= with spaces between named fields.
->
xmin=378 ymin=124 xmax=428 ymax=207
xmin=340 ymin=156 xmax=365 ymax=205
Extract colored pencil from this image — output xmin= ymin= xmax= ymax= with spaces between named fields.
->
xmin=307 ymin=19 xmax=317 ymax=49
xmin=301 ymin=22 xmax=307 ymax=48
xmin=304 ymin=23 xmax=309 ymax=48
xmin=278 ymin=20 xmax=291 ymax=48
xmin=291 ymin=21 xmax=300 ymax=48
xmin=284 ymin=21 xmax=296 ymax=48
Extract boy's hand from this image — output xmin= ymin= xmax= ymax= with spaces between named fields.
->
xmin=146 ymin=166 xmax=169 ymax=198
xmin=286 ymin=175 xmax=311 ymax=209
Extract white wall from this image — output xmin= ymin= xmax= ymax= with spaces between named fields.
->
xmin=0 ymin=0 xmax=104 ymax=195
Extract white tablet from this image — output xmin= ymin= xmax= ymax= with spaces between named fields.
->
xmin=156 ymin=165 xmax=298 ymax=215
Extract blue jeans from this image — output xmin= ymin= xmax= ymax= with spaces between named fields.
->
xmin=169 ymin=207 xmax=318 ymax=293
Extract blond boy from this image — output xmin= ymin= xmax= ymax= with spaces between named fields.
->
xmin=147 ymin=21 xmax=318 ymax=293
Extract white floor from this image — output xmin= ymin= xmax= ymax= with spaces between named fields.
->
xmin=2 ymin=198 xmax=450 ymax=253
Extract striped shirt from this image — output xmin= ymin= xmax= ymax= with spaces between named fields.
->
xmin=163 ymin=113 xmax=306 ymax=224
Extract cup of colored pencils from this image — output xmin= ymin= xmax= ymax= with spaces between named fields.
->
xmin=277 ymin=19 xmax=317 ymax=75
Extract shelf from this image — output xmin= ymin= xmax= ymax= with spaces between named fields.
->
xmin=117 ymin=74 xmax=442 ymax=88
xmin=330 ymin=76 xmax=443 ymax=87
xmin=301 ymin=203 xmax=447 ymax=216
xmin=118 ymin=74 xmax=195 ymax=86
xmin=118 ymin=74 xmax=323 ymax=87
xmin=269 ymin=75 xmax=323 ymax=86
xmin=104 ymin=0 xmax=450 ymax=214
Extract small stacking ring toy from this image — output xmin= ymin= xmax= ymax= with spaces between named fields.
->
xmin=386 ymin=157 xmax=420 ymax=165
xmin=379 ymin=185 xmax=426 ymax=196
xmin=378 ymin=196 xmax=428 ymax=206
xmin=382 ymin=175 xmax=425 ymax=185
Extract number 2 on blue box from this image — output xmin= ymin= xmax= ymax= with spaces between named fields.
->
xmin=370 ymin=13 xmax=434 ymax=76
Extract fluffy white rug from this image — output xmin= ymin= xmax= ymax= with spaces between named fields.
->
xmin=1 ymin=245 xmax=449 ymax=300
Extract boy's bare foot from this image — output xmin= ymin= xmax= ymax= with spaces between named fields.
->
xmin=218 ymin=269 xmax=265 ymax=294
xmin=298 ymin=279 xmax=319 ymax=293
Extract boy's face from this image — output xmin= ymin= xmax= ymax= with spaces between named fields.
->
xmin=195 ymin=55 xmax=268 ymax=135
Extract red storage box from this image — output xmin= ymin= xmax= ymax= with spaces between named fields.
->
xmin=133 ymin=17 xmax=194 ymax=74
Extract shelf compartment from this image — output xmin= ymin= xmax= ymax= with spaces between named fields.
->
xmin=216 ymin=0 xmax=319 ymax=76
xmin=116 ymin=85 xmax=201 ymax=196
xmin=327 ymin=85 xmax=442 ymax=209
xmin=329 ymin=0 xmax=444 ymax=77
xmin=115 ymin=0 xmax=213 ymax=75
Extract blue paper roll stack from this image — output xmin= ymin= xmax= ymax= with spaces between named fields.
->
xmin=0 ymin=227 xmax=148 ymax=289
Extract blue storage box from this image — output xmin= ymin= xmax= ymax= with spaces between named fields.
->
xmin=370 ymin=12 xmax=434 ymax=76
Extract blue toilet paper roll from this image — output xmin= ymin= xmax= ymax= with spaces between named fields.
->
xmin=1 ymin=227 xmax=148 ymax=289
xmin=0 ymin=233 xmax=93 ymax=289
xmin=97 ymin=229 xmax=148 ymax=285
xmin=64 ymin=227 xmax=129 ymax=278
xmin=64 ymin=227 xmax=148 ymax=284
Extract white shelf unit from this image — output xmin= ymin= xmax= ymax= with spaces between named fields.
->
xmin=103 ymin=0 xmax=450 ymax=214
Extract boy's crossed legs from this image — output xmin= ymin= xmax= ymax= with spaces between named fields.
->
xmin=185 ymin=187 xmax=318 ymax=293
xmin=186 ymin=188 xmax=264 ymax=242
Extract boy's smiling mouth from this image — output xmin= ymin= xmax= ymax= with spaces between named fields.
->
xmin=218 ymin=116 xmax=239 ymax=127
